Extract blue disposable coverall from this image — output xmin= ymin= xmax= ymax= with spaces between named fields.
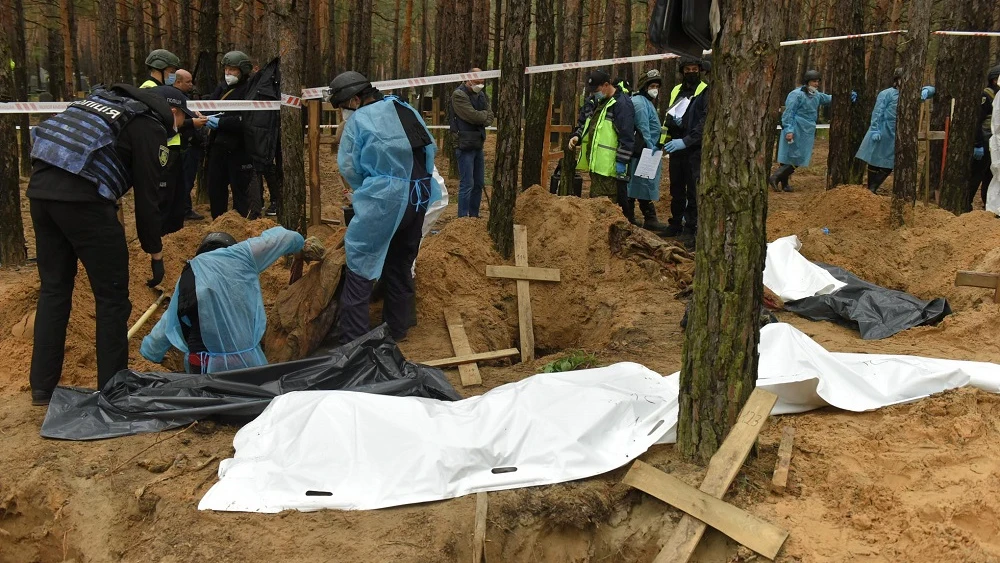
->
xmin=627 ymin=93 xmax=663 ymax=202
xmin=777 ymin=87 xmax=833 ymax=168
xmin=140 ymin=226 xmax=304 ymax=373
xmin=856 ymin=86 xmax=900 ymax=170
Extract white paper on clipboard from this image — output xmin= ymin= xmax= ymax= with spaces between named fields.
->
xmin=634 ymin=149 xmax=662 ymax=179
xmin=667 ymin=97 xmax=691 ymax=121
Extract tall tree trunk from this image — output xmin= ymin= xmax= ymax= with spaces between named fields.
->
xmin=937 ymin=0 xmax=991 ymax=214
xmin=47 ymin=22 xmax=67 ymax=101
xmin=602 ymin=0 xmax=614 ymax=60
xmin=587 ymin=3 xmax=597 ymax=60
xmin=825 ymin=0 xmax=867 ymax=189
xmin=133 ymin=0 xmax=148 ymax=83
xmin=392 ymin=0 xmax=401 ymax=77
xmin=151 ymin=0 xmax=163 ymax=49
xmin=421 ymin=0 xmax=429 ymax=76
xmin=766 ymin=0 xmax=801 ymax=172
xmin=0 ymin=24 xmax=26 ymax=266
xmin=277 ymin=1 xmax=306 ymax=234
xmin=891 ymin=0 xmax=932 ymax=228
xmin=491 ymin=0 xmax=502 ymax=107
xmin=559 ymin=0 xmax=581 ymax=196
xmin=180 ymin=0 xmax=193 ymax=65
xmin=354 ymin=0 xmax=372 ymax=76
xmin=12 ymin=0 xmax=30 ymax=175
xmin=346 ymin=0 xmax=356 ymax=68
xmin=401 ymin=0 xmax=413 ymax=76
xmin=61 ymin=0 xmax=77 ymax=94
xmin=305 ymin=0 xmax=322 ymax=88
xmin=118 ymin=0 xmax=132 ymax=83
xmin=521 ymin=0 xmax=554 ymax=189
xmin=197 ymin=0 xmax=220 ymax=95
xmin=615 ymin=0 xmax=631 ymax=80
xmin=472 ymin=0 xmax=490 ymax=67
xmin=97 ymin=0 xmax=124 ymax=83
xmin=326 ymin=0 xmax=339 ymax=77
xmin=489 ymin=0 xmax=529 ymax=258
xmin=677 ymin=0 xmax=785 ymax=463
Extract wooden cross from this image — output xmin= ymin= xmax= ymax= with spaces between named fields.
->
xmin=622 ymin=388 xmax=789 ymax=562
xmin=955 ymin=270 xmax=1000 ymax=303
xmin=486 ymin=225 xmax=561 ymax=363
xmin=420 ymin=308 xmax=520 ymax=387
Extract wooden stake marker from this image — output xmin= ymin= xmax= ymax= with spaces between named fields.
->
xmin=771 ymin=426 xmax=796 ymax=494
xmin=955 ymin=270 xmax=1000 ymax=303
xmin=444 ymin=308 xmax=483 ymax=386
xmin=472 ymin=491 xmax=488 ymax=563
xmin=487 ymin=225 xmax=561 ymax=363
xmin=622 ymin=388 xmax=784 ymax=563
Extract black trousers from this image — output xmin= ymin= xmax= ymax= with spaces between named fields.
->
xmin=207 ymin=147 xmax=255 ymax=219
xmin=181 ymin=144 xmax=204 ymax=214
xmin=668 ymin=148 xmax=697 ymax=228
xmin=159 ymin=148 xmax=186 ymax=235
xmin=968 ymin=152 xmax=993 ymax=209
xmin=29 ymin=198 xmax=131 ymax=393
xmin=338 ymin=198 xmax=427 ymax=344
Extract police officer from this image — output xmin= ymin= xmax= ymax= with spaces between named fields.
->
xmin=140 ymin=49 xmax=181 ymax=89
xmin=568 ymin=69 xmax=635 ymax=214
xmin=659 ymin=58 xmax=707 ymax=237
xmin=204 ymin=51 xmax=254 ymax=219
xmin=329 ymin=71 xmax=441 ymax=343
xmin=970 ymin=64 xmax=999 ymax=210
xmin=26 ymin=84 xmax=179 ymax=405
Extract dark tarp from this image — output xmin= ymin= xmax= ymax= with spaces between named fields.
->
xmin=40 ymin=326 xmax=461 ymax=441
xmin=784 ymin=263 xmax=952 ymax=340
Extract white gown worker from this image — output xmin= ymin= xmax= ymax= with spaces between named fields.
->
xmin=140 ymin=228 xmax=316 ymax=373
xmin=985 ymin=82 xmax=1000 ymax=215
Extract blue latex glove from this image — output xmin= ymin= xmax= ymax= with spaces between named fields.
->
xmin=615 ymin=162 xmax=628 ymax=177
xmin=921 ymin=86 xmax=936 ymax=101
xmin=974 ymin=147 xmax=984 ymax=160
xmin=871 ymin=130 xmax=881 ymax=143
xmin=206 ymin=115 xmax=220 ymax=130
xmin=664 ymin=139 xmax=687 ymax=153
xmin=850 ymin=90 xmax=858 ymax=103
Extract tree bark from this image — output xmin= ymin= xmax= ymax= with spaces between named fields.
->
xmin=615 ymin=0 xmax=631 ymax=81
xmin=392 ymin=0 xmax=401 ymax=78
xmin=0 ymin=24 xmax=26 ymax=266
xmin=489 ymin=0 xmax=529 ymax=258
xmin=472 ymin=0 xmax=490 ymax=68
xmin=277 ymin=1 xmax=307 ymax=234
xmin=421 ymin=0 xmax=429 ymax=77
xmin=180 ymin=0 xmax=193 ymax=65
xmin=558 ymin=0 xmax=581 ymax=196
xmin=677 ymin=0 xmax=784 ymax=463
xmin=936 ymin=0 xmax=992 ymax=214
xmin=197 ymin=0 xmax=220 ymax=95
xmin=354 ymin=0 xmax=373 ymax=76
xmin=825 ymin=0 xmax=867 ymax=189
xmin=401 ymin=0 xmax=413 ymax=77
xmin=491 ymin=0 xmax=502 ymax=107
xmin=765 ymin=0 xmax=801 ymax=172
xmin=12 ymin=0 xmax=30 ymax=175
xmin=891 ymin=0 xmax=932 ymax=228
xmin=61 ymin=0 xmax=78 ymax=94
xmin=95 ymin=0 xmax=124 ymax=84
xmin=117 ymin=0 xmax=131 ymax=84
xmin=47 ymin=23 xmax=67 ymax=101
xmin=304 ymin=0 xmax=322 ymax=88
xmin=602 ymin=0 xmax=614 ymax=60
xmin=521 ymin=0 xmax=554 ymax=189
xmin=133 ymin=0 xmax=149 ymax=84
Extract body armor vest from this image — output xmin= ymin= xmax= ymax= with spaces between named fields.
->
xmin=31 ymin=88 xmax=153 ymax=201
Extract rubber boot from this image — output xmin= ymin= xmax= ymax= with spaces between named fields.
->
xmin=621 ymin=198 xmax=641 ymax=226
xmin=867 ymin=166 xmax=891 ymax=194
xmin=777 ymin=165 xmax=795 ymax=192
xmin=639 ymin=200 xmax=665 ymax=231
xmin=767 ymin=169 xmax=781 ymax=192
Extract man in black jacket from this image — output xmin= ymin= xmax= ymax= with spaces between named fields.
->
xmin=26 ymin=84 xmax=177 ymax=405
xmin=969 ymin=65 xmax=998 ymax=210
xmin=204 ymin=51 xmax=254 ymax=219
xmin=664 ymin=83 xmax=710 ymax=245
xmin=450 ymin=68 xmax=494 ymax=217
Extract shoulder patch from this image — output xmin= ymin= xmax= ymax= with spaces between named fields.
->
xmin=159 ymin=145 xmax=169 ymax=167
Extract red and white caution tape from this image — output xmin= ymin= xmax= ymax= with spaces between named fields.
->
xmin=0 ymin=101 xmax=71 ymax=114
xmin=779 ymin=30 xmax=907 ymax=46
xmin=933 ymin=30 xmax=1000 ymax=38
xmin=0 ymin=94 xmax=302 ymax=114
xmin=301 ymin=70 xmax=502 ymax=100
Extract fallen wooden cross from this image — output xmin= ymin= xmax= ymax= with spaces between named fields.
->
xmin=955 ymin=270 xmax=1000 ymax=303
xmin=486 ymin=225 xmax=561 ymax=363
xmin=445 ymin=309 xmax=483 ymax=386
xmin=622 ymin=388 xmax=785 ymax=563
xmin=771 ymin=426 xmax=796 ymax=494
xmin=420 ymin=349 xmax=520 ymax=369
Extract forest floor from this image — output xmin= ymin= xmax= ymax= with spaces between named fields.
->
xmin=3 ymin=138 xmax=1000 ymax=563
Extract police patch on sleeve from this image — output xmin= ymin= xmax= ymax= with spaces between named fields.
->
xmin=158 ymin=145 xmax=169 ymax=167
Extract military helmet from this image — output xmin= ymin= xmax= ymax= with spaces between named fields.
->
xmin=679 ymin=57 xmax=703 ymax=71
xmin=145 ymin=49 xmax=181 ymax=71
xmin=988 ymin=64 xmax=1000 ymax=83
xmin=328 ymin=71 xmax=372 ymax=106
xmin=637 ymin=69 xmax=663 ymax=91
xmin=221 ymin=51 xmax=253 ymax=76
xmin=196 ymin=232 xmax=238 ymax=256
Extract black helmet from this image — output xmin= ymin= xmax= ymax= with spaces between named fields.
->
xmin=803 ymin=69 xmax=822 ymax=83
xmin=328 ymin=71 xmax=372 ymax=106
xmin=221 ymin=51 xmax=253 ymax=76
xmin=679 ymin=57 xmax=703 ymax=71
xmin=636 ymin=68 xmax=663 ymax=91
xmin=700 ymin=55 xmax=712 ymax=73
xmin=196 ymin=232 xmax=238 ymax=255
xmin=145 ymin=49 xmax=180 ymax=71
xmin=988 ymin=64 xmax=1000 ymax=83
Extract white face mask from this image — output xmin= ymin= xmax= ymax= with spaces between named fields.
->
xmin=807 ymin=85 xmax=818 ymax=94
xmin=647 ymin=88 xmax=659 ymax=99
xmin=471 ymin=84 xmax=484 ymax=93
xmin=225 ymin=74 xmax=239 ymax=86
xmin=341 ymin=108 xmax=354 ymax=120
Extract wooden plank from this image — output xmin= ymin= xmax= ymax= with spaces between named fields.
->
xmin=421 ymin=348 xmax=520 ymax=368
xmin=624 ymin=461 xmax=789 ymax=560
xmin=549 ymin=125 xmax=573 ymax=133
xmin=771 ymin=426 xmax=796 ymax=494
xmin=513 ymin=225 xmax=534 ymax=362
xmin=917 ymin=131 xmax=946 ymax=141
xmin=308 ymin=99 xmax=322 ymax=227
xmin=540 ymin=98 xmax=554 ymax=180
xmin=955 ymin=270 xmax=1000 ymax=289
xmin=444 ymin=308 xmax=482 ymax=387
xmin=486 ymin=265 xmax=561 ymax=282
xmin=653 ymin=388 xmax=779 ymax=563
xmin=472 ymin=492 xmax=488 ymax=563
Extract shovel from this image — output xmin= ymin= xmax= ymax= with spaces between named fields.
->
xmin=128 ymin=287 xmax=171 ymax=340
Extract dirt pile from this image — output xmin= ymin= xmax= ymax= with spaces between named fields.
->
xmin=0 ymin=213 xmax=286 ymax=391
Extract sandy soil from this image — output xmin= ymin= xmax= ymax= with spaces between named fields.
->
xmin=2 ymin=139 xmax=1000 ymax=562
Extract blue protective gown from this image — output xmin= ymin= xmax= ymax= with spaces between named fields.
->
xmin=627 ymin=93 xmax=663 ymax=201
xmin=338 ymin=96 xmax=442 ymax=281
xmin=140 ymin=226 xmax=304 ymax=373
xmin=777 ymin=87 xmax=833 ymax=167
xmin=855 ymin=86 xmax=900 ymax=170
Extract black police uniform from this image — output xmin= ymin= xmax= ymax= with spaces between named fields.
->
xmin=206 ymin=78 xmax=254 ymax=218
xmin=26 ymin=84 xmax=170 ymax=398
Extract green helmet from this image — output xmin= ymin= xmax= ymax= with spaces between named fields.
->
xmin=145 ymin=49 xmax=180 ymax=71
xmin=222 ymin=51 xmax=253 ymax=76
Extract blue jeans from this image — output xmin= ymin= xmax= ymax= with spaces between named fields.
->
xmin=456 ymin=148 xmax=485 ymax=217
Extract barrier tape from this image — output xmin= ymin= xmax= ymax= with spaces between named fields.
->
xmin=779 ymin=30 xmax=907 ymax=46
xmin=933 ymin=30 xmax=1000 ymax=37
xmin=0 ymin=93 xmax=302 ymax=114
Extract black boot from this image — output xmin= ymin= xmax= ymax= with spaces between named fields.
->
xmin=867 ymin=166 xmax=891 ymax=194
xmin=621 ymin=198 xmax=641 ymax=226
xmin=639 ymin=200 xmax=665 ymax=231
xmin=767 ymin=170 xmax=781 ymax=192
xmin=775 ymin=165 xmax=795 ymax=192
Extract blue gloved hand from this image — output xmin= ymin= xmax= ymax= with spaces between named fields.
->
xmin=871 ymin=130 xmax=881 ymax=143
xmin=615 ymin=162 xmax=628 ymax=177
xmin=921 ymin=86 xmax=936 ymax=101
xmin=850 ymin=90 xmax=858 ymax=103
xmin=974 ymin=147 xmax=984 ymax=160
xmin=206 ymin=115 xmax=220 ymax=130
xmin=664 ymin=139 xmax=687 ymax=153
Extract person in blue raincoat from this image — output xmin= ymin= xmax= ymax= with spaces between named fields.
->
xmin=856 ymin=68 xmax=936 ymax=193
xmin=331 ymin=71 xmax=441 ymax=343
xmin=626 ymin=68 xmax=666 ymax=230
xmin=140 ymin=227 xmax=308 ymax=373
xmin=769 ymin=70 xmax=833 ymax=192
